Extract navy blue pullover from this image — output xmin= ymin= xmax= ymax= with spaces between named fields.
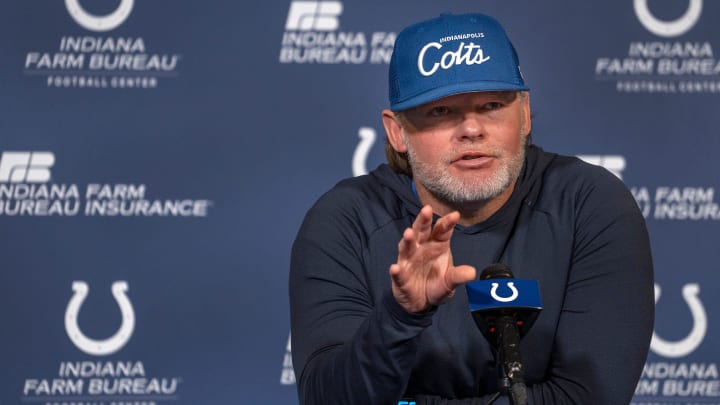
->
xmin=290 ymin=145 xmax=654 ymax=404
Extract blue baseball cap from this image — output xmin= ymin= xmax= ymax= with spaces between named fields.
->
xmin=389 ymin=13 xmax=529 ymax=111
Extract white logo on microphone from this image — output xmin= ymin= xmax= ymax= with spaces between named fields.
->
xmin=651 ymin=283 xmax=707 ymax=358
xmin=65 ymin=0 xmax=134 ymax=32
xmin=490 ymin=281 xmax=519 ymax=303
xmin=65 ymin=281 xmax=136 ymax=356
xmin=634 ymin=0 xmax=702 ymax=37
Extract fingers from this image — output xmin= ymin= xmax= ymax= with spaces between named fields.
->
xmin=412 ymin=206 xmax=459 ymax=243
xmin=397 ymin=227 xmax=416 ymax=260
xmin=398 ymin=205 xmax=435 ymax=258
xmin=411 ymin=205 xmax=434 ymax=242
xmin=389 ymin=263 xmax=404 ymax=284
xmin=399 ymin=208 xmax=459 ymax=259
xmin=446 ymin=264 xmax=477 ymax=290
xmin=390 ymin=207 xmax=469 ymax=312
xmin=431 ymin=211 xmax=460 ymax=242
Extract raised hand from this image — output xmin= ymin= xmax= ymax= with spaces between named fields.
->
xmin=390 ymin=205 xmax=477 ymax=313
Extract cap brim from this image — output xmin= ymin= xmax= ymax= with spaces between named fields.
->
xmin=390 ymin=81 xmax=530 ymax=111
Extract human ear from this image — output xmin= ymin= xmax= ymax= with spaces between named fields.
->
xmin=519 ymin=92 xmax=532 ymax=136
xmin=382 ymin=109 xmax=408 ymax=153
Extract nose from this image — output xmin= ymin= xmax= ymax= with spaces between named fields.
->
xmin=456 ymin=111 xmax=485 ymax=142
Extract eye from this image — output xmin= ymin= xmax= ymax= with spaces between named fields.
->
xmin=428 ymin=106 xmax=451 ymax=117
xmin=482 ymin=101 xmax=504 ymax=110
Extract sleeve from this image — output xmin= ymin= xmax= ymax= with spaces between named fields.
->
xmin=289 ymin=193 xmax=434 ymax=405
xmin=531 ymin=167 xmax=654 ymax=404
xmin=410 ymin=167 xmax=655 ymax=405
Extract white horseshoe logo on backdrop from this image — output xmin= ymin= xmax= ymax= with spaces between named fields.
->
xmin=352 ymin=127 xmax=376 ymax=177
xmin=65 ymin=0 xmax=135 ymax=32
xmin=634 ymin=0 xmax=702 ymax=37
xmin=65 ymin=281 xmax=135 ymax=356
xmin=651 ymin=283 xmax=706 ymax=358
xmin=491 ymin=282 xmax=519 ymax=303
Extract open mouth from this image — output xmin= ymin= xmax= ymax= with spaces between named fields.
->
xmin=458 ymin=153 xmax=488 ymax=161
xmin=451 ymin=153 xmax=494 ymax=169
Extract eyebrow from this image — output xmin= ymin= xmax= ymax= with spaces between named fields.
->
xmin=431 ymin=91 xmax=520 ymax=106
xmin=484 ymin=91 xmax=519 ymax=102
xmin=398 ymin=91 xmax=520 ymax=118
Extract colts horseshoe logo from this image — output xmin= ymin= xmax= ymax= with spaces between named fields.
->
xmin=490 ymin=282 xmax=519 ymax=303
xmin=634 ymin=0 xmax=702 ymax=37
xmin=352 ymin=127 xmax=376 ymax=177
xmin=65 ymin=0 xmax=135 ymax=32
xmin=65 ymin=281 xmax=136 ymax=356
xmin=651 ymin=283 xmax=707 ymax=358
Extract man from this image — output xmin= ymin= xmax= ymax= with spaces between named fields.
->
xmin=290 ymin=12 xmax=653 ymax=405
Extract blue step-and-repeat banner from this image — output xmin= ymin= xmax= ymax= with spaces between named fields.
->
xmin=1 ymin=1 xmax=718 ymax=404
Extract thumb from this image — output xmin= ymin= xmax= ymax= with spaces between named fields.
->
xmin=446 ymin=264 xmax=477 ymax=290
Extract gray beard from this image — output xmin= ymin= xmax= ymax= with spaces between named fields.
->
xmin=406 ymin=139 xmax=526 ymax=207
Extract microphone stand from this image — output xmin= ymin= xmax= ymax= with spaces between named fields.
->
xmin=467 ymin=265 xmax=541 ymax=405
xmin=494 ymin=315 xmax=528 ymax=405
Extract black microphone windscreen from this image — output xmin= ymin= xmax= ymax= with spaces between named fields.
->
xmin=479 ymin=263 xmax=514 ymax=280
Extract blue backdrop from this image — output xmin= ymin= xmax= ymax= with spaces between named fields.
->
xmin=1 ymin=1 xmax=718 ymax=404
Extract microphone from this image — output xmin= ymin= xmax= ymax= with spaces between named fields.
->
xmin=465 ymin=264 xmax=542 ymax=405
